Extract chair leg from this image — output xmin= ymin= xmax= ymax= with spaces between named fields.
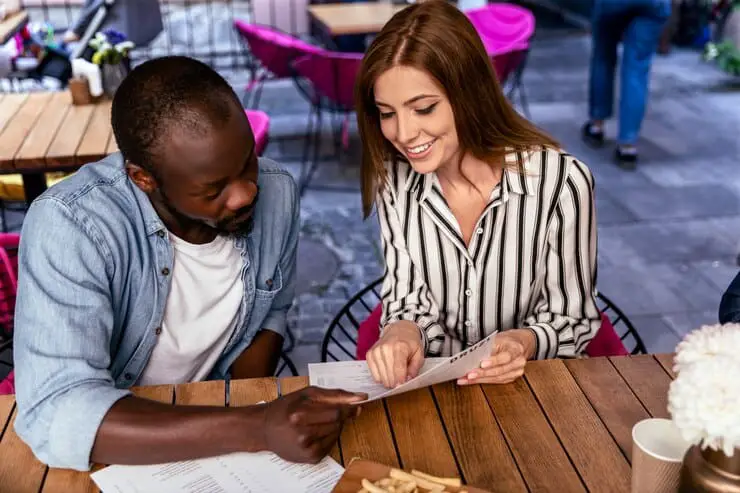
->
xmin=0 ymin=201 xmax=8 ymax=233
xmin=299 ymin=106 xmax=323 ymax=196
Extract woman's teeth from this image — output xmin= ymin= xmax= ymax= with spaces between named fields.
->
xmin=408 ymin=141 xmax=434 ymax=154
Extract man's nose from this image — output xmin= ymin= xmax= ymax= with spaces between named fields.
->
xmin=225 ymin=180 xmax=258 ymax=212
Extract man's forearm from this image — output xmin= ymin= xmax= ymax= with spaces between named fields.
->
xmin=230 ymin=329 xmax=284 ymax=379
xmin=90 ymin=396 xmax=266 ymax=466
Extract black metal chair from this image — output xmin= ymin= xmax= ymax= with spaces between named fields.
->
xmin=276 ymin=351 xmax=299 ymax=377
xmin=320 ymin=277 xmax=647 ymax=362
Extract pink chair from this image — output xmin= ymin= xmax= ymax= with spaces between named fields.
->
xmin=0 ymin=233 xmax=20 ymax=395
xmin=245 ymin=110 xmax=270 ymax=156
xmin=290 ymin=51 xmax=363 ymax=195
xmin=233 ymin=21 xmax=325 ymax=108
xmin=464 ymin=3 xmax=536 ymax=118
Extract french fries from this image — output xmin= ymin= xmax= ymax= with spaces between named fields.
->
xmin=356 ymin=467 xmax=468 ymax=493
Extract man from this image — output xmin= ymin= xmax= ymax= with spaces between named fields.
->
xmin=13 ymin=56 xmax=364 ymax=471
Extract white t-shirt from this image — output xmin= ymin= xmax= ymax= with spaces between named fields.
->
xmin=137 ymin=232 xmax=244 ymax=386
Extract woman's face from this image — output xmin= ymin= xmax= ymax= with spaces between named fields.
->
xmin=374 ymin=65 xmax=460 ymax=175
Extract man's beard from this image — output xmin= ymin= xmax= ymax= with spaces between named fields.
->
xmin=159 ymin=189 xmax=258 ymax=237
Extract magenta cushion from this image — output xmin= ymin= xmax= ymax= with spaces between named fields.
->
xmin=356 ymin=305 xmax=382 ymax=360
xmin=0 ymin=370 xmax=14 ymax=396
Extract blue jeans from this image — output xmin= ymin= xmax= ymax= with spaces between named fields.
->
xmin=588 ymin=0 xmax=671 ymax=145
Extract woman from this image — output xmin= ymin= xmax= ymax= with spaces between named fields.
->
xmin=355 ymin=0 xmax=601 ymax=389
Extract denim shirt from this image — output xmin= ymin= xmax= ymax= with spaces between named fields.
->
xmin=13 ymin=153 xmax=299 ymax=471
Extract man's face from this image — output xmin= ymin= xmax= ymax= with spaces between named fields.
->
xmin=144 ymin=102 xmax=260 ymax=236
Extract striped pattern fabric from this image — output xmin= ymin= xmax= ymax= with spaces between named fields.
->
xmin=377 ymin=148 xmax=601 ymax=359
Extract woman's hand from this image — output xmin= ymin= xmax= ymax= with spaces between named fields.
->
xmin=457 ymin=329 xmax=536 ymax=385
xmin=366 ymin=321 xmax=424 ymax=389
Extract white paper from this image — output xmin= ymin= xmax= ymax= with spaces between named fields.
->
xmin=91 ymin=452 xmax=344 ymax=493
xmin=309 ymin=332 xmax=497 ymax=402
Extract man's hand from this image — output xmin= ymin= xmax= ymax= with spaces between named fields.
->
xmin=457 ymin=329 xmax=536 ymax=385
xmin=262 ymin=387 xmax=367 ymax=463
xmin=366 ymin=321 xmax=424 ymax=389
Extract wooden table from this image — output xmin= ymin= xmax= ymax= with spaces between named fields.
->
xmin=0 ymin=354 xmax=677 ymax=492
xmin=308 ymin=2 xmax=406 ymax=42
xmin=0 ymin=91 xmax=118 ymax=204
xmin=0 ymin=10 xmax=28 ymax=45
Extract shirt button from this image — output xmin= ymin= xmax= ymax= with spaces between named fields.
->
xmin=155 ymin=327 xmax=162 ymax=335
xmin=465 ymin=321 xmax=472 ymax=327
xmin=465 ymin=289 xmax=472 ymax=296
xmin=124 ymin=373 xmax=133 ymax=381
xmin=161 ymin=267 xmax=170 ymax=276
xmin=157 ymin=230 xmax=165 ymax=238
xmin=476 ymin=228 xmax=484 ymax=235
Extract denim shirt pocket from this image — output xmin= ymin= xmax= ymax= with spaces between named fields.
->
xmin=254 ymin=264 xmax=283 ymax=301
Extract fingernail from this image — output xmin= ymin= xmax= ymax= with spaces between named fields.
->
xmin=457 ymin=378 xmax=466 ymax=385
xmin=468 ymin=372 xmax=478 ymax=379
xmin=481 ymin=360 xmax=492 ymax=369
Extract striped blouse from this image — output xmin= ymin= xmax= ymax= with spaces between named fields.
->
xmin=377 ymin=148 xmax=601 ymax=359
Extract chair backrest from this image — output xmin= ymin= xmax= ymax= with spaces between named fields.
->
xmin=464 ymin=4 xmax=535 ymax=56
xmin=0 ymin=233 xmax=20 ymax=343
xmin=245 ymin=110 xmax=270 ymax=156
xmin=233 ymin=21 xmax=324 ymax=80
xmin=291 ymin=51 xmax=364 ymax=110
xmin=321 ymin=277 xmax=647 ymax=362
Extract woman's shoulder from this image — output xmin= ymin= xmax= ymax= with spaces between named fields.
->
xmin=381 ymin=158 xmax=419 ymax=196
xmin=520 ymin=146 xmax=594 ymax=188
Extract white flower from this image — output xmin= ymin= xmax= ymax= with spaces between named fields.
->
xmin=668 ymin=356 xmax=740 ymax=457
xmin=673 ymin=323 xmax=740 ymax=373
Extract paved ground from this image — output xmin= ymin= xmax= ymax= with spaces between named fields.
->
xmin=2 ymin=31 xmax=739 ymax=379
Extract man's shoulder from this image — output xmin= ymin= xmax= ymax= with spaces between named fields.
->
xmin=257 ymin=157 xmax=298 ymax=195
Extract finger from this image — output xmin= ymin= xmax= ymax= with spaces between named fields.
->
xmin=290 ymin=401 xmax=360 ymax=426
xmin=381 ymin=345 xmax=398 ymax=388
xmin=307 ymin=428 xmax=341 ymax=463
xmin=367 ymin=349 xmax=383 ymax=384
xmin=392 ymin=344 xmax=410 ymax=387
xmin=407 ymin=348 xmax=424 ymax=380
xmin=373 ymin=346 xmax=392 ymax=388
xmin=481 ymin=351 xmax=513 ymax=369
xmin=468 ymin=359 xmax=525 ymax=381
xmin=470 ymin=368 xmax=525 ymax=385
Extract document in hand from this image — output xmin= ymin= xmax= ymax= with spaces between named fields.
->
xmin=91 ymin=450 xmax=344 ymax=493
xmin=309 ymin=332 xmax=497 ymax=402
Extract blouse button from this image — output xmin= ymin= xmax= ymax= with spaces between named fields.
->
xmin=465 ymin=289 xmax=472 ymax=296
xmin=464 ymin=321 xmax=472 ymax=327
xmin=476 ymin=228 xmax=484 ymax=235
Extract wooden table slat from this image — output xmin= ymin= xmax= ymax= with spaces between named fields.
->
xmin=609 ymin=355 xmax=672 ymax=418
xmin=230 ymin=377 xmax=278 ymax=406
xmin=0 ymin=10 xmax=29 ymax=45
xmin=76 ymin=101 xmax=113 ymax=163
xmin=308 ymin=3 xmax=405 ymax=36
xmin=432 ymin=383 xmax=528 ymax=492
xmin=41 ymin=468 xmax=98 ymax=493
xmin=15 ymin=92 xmax=71 ymax=168
xmin=385 ymin=389 xmax=460 ymax=478
xmin=339 ymin=399 xmax=399 ymax=470
xmin=0 ymin=394 xmax=13 ymax=440
xmin=131 ymin=384 xmax=175 ymax=404
xmin=45 ymin=102 xmax=96 ymax=167
xmin=0 ymin=408 xmax=48 ymax=493
xmin=654 ymin=353 xmax=676 ymax=379
xmin=0 ymin=93 xmax=28 ymax=136
xmin=277 ymin=376 xmax=342 ymax=464
xmin=483 ymin=377 xmax=586 ymax=493
xmin=526 ymin=360 xmax=631 ymax=493
xmin=564 ymin=358 xmax=650 ymax=461
xmin=174 ymin=380 xmax=226 ymax=406
xmin=0 ymin=92 xmax=49 ymax=169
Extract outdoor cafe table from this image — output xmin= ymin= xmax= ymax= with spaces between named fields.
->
xmin=308 ymin=2 xmax=406 ymax=46
xmin=0 ymin=91 xmax=118 ymax=205
xmin=0 ymin=354 xmax=677 ymax=492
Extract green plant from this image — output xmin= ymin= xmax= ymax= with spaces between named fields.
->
xmin=89 ymin=32 xmax=135 ymax=66
xmin=704 ymin=41 xmax=740 ymax=75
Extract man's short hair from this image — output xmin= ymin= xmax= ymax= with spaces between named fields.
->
xmin=111 ymin=56 xmax=240 ymax=171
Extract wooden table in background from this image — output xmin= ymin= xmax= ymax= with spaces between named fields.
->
xmin=0 ymin=91 xmax=119 ymax=204
xmin=0 ymin=10 xmax=28 ymax=45
xmin=0 ymin=354 xmax=677 ymax=492
xmin=308 ymin=2 xmax=406 ymax=39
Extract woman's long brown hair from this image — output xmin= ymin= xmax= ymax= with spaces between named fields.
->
xmin=355 ymin=0 xmax=559 ymax=218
